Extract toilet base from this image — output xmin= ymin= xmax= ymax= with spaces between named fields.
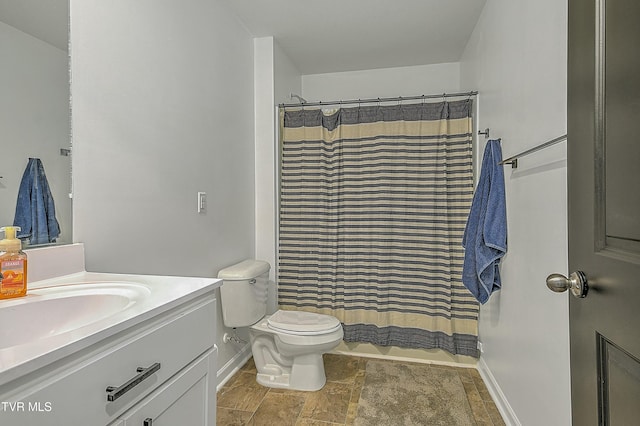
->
xmin=249 ymin=313 xmax=344 ymax=391
xmin=256 ymin=370 xmax=292 ymax=389
xmin=255 ymin=353 xmax=327 ymax=391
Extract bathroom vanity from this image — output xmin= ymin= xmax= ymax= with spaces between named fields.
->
xmin=0 ymin=269 xmax=221 ymax=425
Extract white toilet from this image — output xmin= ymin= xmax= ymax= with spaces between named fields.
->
xmin=218 ymin=259 xmax=344 ymax=391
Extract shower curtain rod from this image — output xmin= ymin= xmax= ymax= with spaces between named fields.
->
xmin=278 ymin=90 xmax=478 ymax=108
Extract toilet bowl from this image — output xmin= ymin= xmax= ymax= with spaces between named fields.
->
xmin=218 ymin=260 xmax=344 ymax=391
xmin=250 ymin=310 xmax=343 ymax=391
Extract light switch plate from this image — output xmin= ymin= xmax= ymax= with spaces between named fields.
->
xmin=197 ymin=192 xmax=206 ymax=213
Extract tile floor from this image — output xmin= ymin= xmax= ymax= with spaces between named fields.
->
xmin=217 ymin=354 xmax=506 ymax=425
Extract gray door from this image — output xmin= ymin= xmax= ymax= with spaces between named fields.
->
xmin=566 ymin=0 xmax=640 ymax=424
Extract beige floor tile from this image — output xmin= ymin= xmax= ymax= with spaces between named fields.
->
xmin=461 ymin=380 xmax=493 ymax=424
xmin=248 ymin=392 xmax=306 ymax=426
xmin=241 ymin=357 xmax=257 ymax=373
xmin=472 ymin=374 xmax=494 ymax=402
xmin=299 ymin=381 xmax=352 ymax=424
xmin=324 ymin=354 xmax=361 ymax=384
xmin=469 ymin=369 xmax=506 ymax=425
xmin=218 ymin=354 xmax=508 ymax=426
xmin=456 ymin=368 xmax=475 ymax=383
xmin=216 ymin=407 xmax=253 ymax=425
xmin=267 ymin=387 xmax=313 ymax=398
xmin=350 ymin=370 xmax=366 ymax=404
xmin=356 ymin=357 xmax=367 ymax=371
xmin=485 ymin=403 xmax=507 ymax=426
xmin=296 ymin=419 xmax=343 ymax=426
xmin=217 ymin=371 xmax=269 ymax=412
xmin=345 ymin=401 xmax=359 ymax=425
xmin=430 ymin=363 xmax=461 ymax=371
xmin=468 ymin=367 xmax=483 ymax=381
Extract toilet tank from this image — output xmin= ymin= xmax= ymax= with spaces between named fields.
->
xmin=218 ymin=259 xmax=271 ymax=328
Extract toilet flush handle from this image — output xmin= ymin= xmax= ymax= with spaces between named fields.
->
xmin=249 ymin=278 xmax=257 ymax=285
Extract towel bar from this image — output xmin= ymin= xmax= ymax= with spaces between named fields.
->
xmin=499 ymin=134 xmax=567 ymax=168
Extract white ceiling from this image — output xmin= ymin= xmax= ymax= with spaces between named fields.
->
xmin=222 ymin=0 xmax=487 ymax=75
xmin=0 ymin=0 xmax=68 ymax=51
xmin=0 ymin=1 xmax=487 ymax=74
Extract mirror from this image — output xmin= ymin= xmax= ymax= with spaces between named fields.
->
xmin=0 ymin=0 xmax=72 ymax=247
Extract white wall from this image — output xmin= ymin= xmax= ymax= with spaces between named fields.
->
xmin=302 ymin=62 xmax=461 ymax=101
xmin=254 ymin=37 xmax=301 ymax=313
xmin=70 ymin=0 xmax=255 ymax=380
xmin=274 ymin=41 xmax=302 ymax=106
xmin=460 ymin=0 xmax=570 ymax=424
xmin=254 ymin=36 xmax=276 ymax=312
xmin=0 ymin=21 xmax=71 ymax=244
xmin=253 ymin=37 xmax=276 ymax=279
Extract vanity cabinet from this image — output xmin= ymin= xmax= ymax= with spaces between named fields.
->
xmin=114 ymin=349 xmax=215 ymax=425
xmin=0 ymin=292 xmax=217 ymax=426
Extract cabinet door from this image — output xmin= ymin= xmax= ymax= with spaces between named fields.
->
xmin=122 ymin=348 xmax=216 ymax=426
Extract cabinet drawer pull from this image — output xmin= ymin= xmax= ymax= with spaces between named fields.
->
xmin=106 ymin=362 xmax=161 ymax=402
xmin=143 ymin=418 xmax=153 ymax=426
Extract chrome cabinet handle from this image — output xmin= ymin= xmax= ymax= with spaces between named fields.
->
xmin=546 ymin=271 xmax=588 ymax=298
xmin=106 ymin=362 xmax=161 ymax=402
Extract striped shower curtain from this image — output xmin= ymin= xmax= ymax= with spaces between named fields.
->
xmin=278 ymin=100 xmax=479 ymax=357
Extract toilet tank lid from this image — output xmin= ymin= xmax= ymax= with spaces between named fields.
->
xmin=217 ymin=259 xmax=270 ymax=280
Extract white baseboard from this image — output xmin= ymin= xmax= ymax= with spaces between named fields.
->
xmin=216 ymin=344 xmax=252 ymax=391
xmin=477 ymin=357 xmax=521 ymax=426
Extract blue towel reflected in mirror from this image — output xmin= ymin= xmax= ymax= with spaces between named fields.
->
xmin=13 ymin=158 xmax=61 ymax=245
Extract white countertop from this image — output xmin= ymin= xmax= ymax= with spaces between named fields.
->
xmin=0 ymin=271 xmax=221 ymax=388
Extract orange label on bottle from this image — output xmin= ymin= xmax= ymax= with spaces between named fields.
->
xmin=1 ymin=260 xmax=25 ymax=289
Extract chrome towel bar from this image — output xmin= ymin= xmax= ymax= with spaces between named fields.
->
xmin=499 ymin=134 xmax=567 ymax=168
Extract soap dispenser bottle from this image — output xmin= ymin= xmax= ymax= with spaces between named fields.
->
xmin=0 ymin=226 xmax=28 ymax=299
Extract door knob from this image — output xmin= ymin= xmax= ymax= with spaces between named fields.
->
xmin=546 ymin=271 xmax=588 ymax=298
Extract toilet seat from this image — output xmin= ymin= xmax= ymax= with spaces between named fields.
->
xmin=267 ymin=310 xmax=342 ymax=336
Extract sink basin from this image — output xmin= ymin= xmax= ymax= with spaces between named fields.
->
xmin=0 ymin=282 xmax=150 ymax=350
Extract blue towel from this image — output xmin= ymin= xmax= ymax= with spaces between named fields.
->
xmin=462 ymin=140 xmax=507 ymax=304
xmin=13 ymin=158 xmax=61 ymax=245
